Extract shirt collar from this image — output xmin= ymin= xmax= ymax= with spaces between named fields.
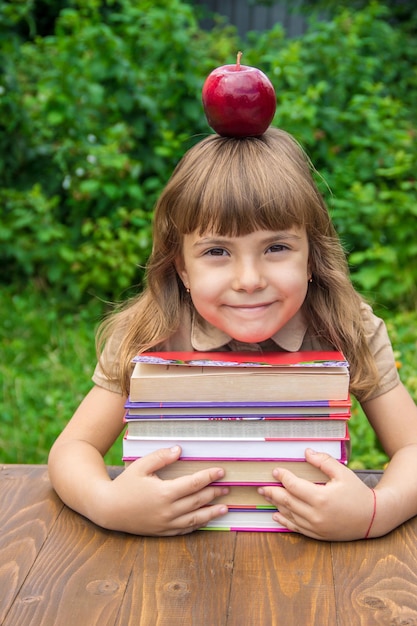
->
xmin=191 ymin=309 xmax=308 ymax=353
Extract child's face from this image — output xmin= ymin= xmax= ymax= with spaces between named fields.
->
xmin=176 ymin=227 xmax=310 ymax=344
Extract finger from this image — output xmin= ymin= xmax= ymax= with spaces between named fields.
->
xmin=260 ymin=468 xmax=316 ymax=505
xmin=271 ymin=510 xmax=318 ymax=538
xmin=304 ymin=448 xmax=349 ymax=481
xmin=126 ymin=446 xmax=183 ymax=476
xmin=270 ymin=450 xmax=346 ymax=495
xmin=127 ymin=447 xmax=227 ymax=494
xmin=266 ymin=486 xmax=319 ymax=537
xmin=167 ymin=503 xmax=229 ymax=535
xmin=259 ymin=481 xmax=313 ymax=521
xmin=169 ymin=467 xmax=227 ymax=500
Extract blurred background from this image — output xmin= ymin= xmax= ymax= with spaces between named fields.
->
xmin=1 ymin=0 xmax=416 ymax=467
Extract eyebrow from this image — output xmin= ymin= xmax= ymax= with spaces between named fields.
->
xmin=192 ymin=231 xmax=303 ymax=248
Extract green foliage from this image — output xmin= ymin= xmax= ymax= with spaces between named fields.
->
xmin=0 ymin=0 xmax=70 ymax=39
xmin=0 ymin=285 xmax=123 ymax=464
xmin=0 ymin=0 xmax=238 ymax=300
xmin=0 ymin=285 xmax=97 ymax=463
xmin=245 ymin=3 xmax=417 ymax=308
xmin=292 ymin=0 xmax=417 ymax=33
xmin=2 ymin=1 xmax=416 ymax=471
xmin=348 ymin=308 xmax=417 ymax=470
xmin=1 ymin=1 xmax=417 ymax=310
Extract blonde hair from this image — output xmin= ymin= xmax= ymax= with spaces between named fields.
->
xmin=97 ymin=128 xmax=379 ymax=398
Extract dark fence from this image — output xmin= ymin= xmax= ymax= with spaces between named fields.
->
xmin=192 ymin=0 xmax=310 ymax=38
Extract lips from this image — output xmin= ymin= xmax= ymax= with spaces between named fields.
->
xmin=228 ymin=302 xmax=273 ymax=309
xmin=225 ymin=302 xmax=274 ymax=317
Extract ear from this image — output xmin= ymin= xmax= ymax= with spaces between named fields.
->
xmin=174 ymin=255 xmax=189 ymax=289
xmin=307 ymin=260 xmax=313 ymax=282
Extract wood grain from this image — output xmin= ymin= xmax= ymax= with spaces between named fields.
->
xmin=331 ymin=523 xmax=417 ymax=625
xmin=227 ymin=532 xmax=336 ymax=625
xmin=1 ymin=465 xmax=416 ymax=626
xmin=0 ymin=465 xmax=63 ymax=624
xmin=116 ymin=532 xmax=236 ymax=626
xmin=2 ymin=505 xmax=141 ymax=626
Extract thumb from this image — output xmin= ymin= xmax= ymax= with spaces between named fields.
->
xmin=305 ymin=448 xmax=347 ymax=481
xmin=128 ymin=445 xmax=182 ymax=477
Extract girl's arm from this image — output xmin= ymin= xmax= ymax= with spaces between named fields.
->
xmin=48 ymin=385 xmax=229 ymax=535
xmin=359 ymin=381 xmax=417 ymax=535
xmin=258 ymin=382 xmax=417 ymax=540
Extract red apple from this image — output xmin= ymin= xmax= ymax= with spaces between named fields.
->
xmin=202 ymin=52 xmax=276 ymax=137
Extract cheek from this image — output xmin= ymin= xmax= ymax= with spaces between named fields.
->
xmin=190 ymin=277 xmax=220 ymax=301
xmin=187 ymin=263 xmax=222 ymax=289
xmin=276 ymin=267 xmax=308 ymax=291
xmin=187 ymin=273 xmax=226 ymax=316
xmin=276 ymin=272 xmax=309 ymax=307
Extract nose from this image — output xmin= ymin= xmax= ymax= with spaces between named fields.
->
xmin=232 ymin=259 xmax=267 ymax=293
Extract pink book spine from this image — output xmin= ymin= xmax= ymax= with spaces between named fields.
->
xmin=200 ymin=526 xmax=291 ymax=533
xmin=211 ymin=481 xmax=280 ymax=486
xmin=122 ymin=455 xmax=349 ymax=463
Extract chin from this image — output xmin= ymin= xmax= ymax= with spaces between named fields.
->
xmin=231 ymin=334 xmax=271 ymax=344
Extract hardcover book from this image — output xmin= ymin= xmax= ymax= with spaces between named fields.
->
xmin=124 ymin=458 xmax=335 ymax=484
xmin=199 ymin=509 xmax=288 ymax=532
xmin=130 ymin=350 xmax=350 ymax=403
xmin=122 ymin=431 xmax=349 ymax=461
xmin=124 ymin=398 xmax=352 ymax=418
xmin=124 ymin=415 xmax=349 ymax=439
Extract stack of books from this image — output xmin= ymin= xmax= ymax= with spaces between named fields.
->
xmin=123 ymin=350 xmax=350 ymax=532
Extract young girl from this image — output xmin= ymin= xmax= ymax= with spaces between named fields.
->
xmin=48 ymin=128 xmax=417 ymax=540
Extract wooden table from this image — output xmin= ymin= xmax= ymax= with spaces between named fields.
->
xmin=1 ymin=465 xmax=417 ymax=626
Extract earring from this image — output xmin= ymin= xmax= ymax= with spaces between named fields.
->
xmin=308 ymin=276 xmax=313 ymax=283
xmin=186 ymin=287 xmax=190 ymax=293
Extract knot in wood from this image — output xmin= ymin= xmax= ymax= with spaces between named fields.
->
xmin=163 ymin=580 xmax=190 ymax=597
xmin=86 ymin=579 xmax=119 ymax=595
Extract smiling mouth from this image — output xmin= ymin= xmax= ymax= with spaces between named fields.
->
xmin=228 ymin=302 xmax=273 ymax=311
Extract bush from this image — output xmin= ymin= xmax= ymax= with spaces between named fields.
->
xmin=245 ymin=3 xmax=417 ymax=308
xmin=0 ymin=0 xmax=238 ymax=300
xmin=1 ymin=1 xmax=417 ymax=311
xmin=0 ymin=285 xmax=99 ymax=463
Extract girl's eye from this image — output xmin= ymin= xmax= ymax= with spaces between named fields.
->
xmin=267 ymin=244 xmax=289 ymax=253
xmin=205 ymin=247 xmax=228 ymax=256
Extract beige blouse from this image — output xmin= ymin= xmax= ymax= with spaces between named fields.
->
xmin=92 ymin=302 xmax=400 ymax=403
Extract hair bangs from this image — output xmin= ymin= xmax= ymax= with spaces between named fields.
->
xmin=170 ymin=132 xmax=314 ymax=238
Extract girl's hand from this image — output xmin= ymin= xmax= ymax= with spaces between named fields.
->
xmin=92 ymin=446 xmax=229 ymax=536
xmin=258 ymin=448 xmax=377 ymax=541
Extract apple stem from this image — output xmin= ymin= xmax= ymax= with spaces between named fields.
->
xmin=236 ymin=51 xmax=242 ymax=70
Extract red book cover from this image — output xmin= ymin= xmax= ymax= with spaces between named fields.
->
xmin=133 ymin=350 xmax=348 ymax=368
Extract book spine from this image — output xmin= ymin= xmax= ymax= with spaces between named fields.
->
xmin=123 ymin=456 xmax=337 ymax=462
xmin=125 ymin=400 xmax=352 ymax=408
xmin=199 ymin=527 xmax=290 ymax=532
xmin=211 ymin=481 xmax=281 ymax=486
xmin=124 ymin=413 xmax=351 ymax=420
